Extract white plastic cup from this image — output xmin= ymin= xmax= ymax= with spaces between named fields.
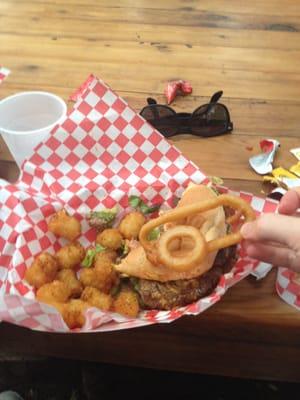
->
xmin=0 ymin=91 xmax=67 ymax=168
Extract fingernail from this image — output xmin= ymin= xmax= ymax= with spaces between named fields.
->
xmin=240 ymin=222 xmax=253 ymax=238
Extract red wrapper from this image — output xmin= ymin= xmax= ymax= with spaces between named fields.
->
xmin=0 ymin=66 xmax=10 ymax=84
xmin=0 ymin=75 xmax=278 ymax=332
xmin=164 ymin=80 xmax=193 ymax=104
xmin=260 ymin=139 xmax=277 ymax=153
xmin=249 ymin=139 xmax=280 ymax=175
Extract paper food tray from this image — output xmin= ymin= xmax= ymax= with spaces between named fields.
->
xmin=0 ymin=75 xmax=278 ymax=332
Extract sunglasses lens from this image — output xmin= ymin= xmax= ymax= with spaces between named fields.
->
xmin=140 ymin=106 xmax=177 ymax=137
xmin=191 ymin=104 xmax=229 ymax=136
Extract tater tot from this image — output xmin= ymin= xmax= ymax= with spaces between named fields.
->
xmin=118 ymin=212 xmax=146 ymax=239
xmin=56 ymin=269 xmax=83 ymax=298
xmin=81 ymin=287 xmax=112 ymax=311
xmin=96 ymin=228 xmax=123 ymax=250
xmin=79 ymin=268 xmax=96 ymax=289
xmin=36 ymin=280 xmax=71 ymax=304
xmin=94 ymin=262 xmax=119 ymax=293
xmin=79 ymin=264 xmax=118 ymax=293
xmin=48 ymin=209 xmax=81 ymax=241
xmin=94 ymin=249 xmax=117 ymax=270
xmin=25 ymin=252 xmax=58 ymax=289
xmin=56 ymin=242 xmax=85 ymax=270
xmin=113 ymin=288 xmax=140 ymax=318
xmin=61 ymin=299 xmax=88 ymax=329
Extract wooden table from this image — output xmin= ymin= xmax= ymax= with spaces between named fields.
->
xmin=1 ymin=0 xmax=300 ymax=382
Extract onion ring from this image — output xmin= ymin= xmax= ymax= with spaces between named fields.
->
xmin=139 ymin=194 xmax=256 ymax=271
xmin=226 ymin=210 xmax=242 ymax=225
xmin=157 ymin=225 xmax=207 ymax=272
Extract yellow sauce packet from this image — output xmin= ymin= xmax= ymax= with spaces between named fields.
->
xmin=272 ymin=167 xmax=298 ymax=179
xmin=290 ymin=147 xmax=300 ymax=161
xmin=289 ymin=162 xmax=300 ymax=178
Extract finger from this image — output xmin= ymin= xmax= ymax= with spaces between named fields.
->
xmin=278 ymin=189 xmax=300 ymax=215
xmin=243 ymin=240 xmax=300 ymax=271
xmin=240 ymin=213 xmax=300 ymax=248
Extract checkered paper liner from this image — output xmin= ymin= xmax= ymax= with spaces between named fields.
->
xmin=276 ymin=268 xmax=300 ymax=310
xmin=0 ymin=75 xmax=278 ymax=332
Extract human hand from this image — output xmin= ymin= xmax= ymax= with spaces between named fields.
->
xmin=241 ymin=188 xmax=300 ymax=271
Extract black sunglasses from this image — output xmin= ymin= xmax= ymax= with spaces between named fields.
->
xmin=140 ymin=91 xmax=233 ymax=138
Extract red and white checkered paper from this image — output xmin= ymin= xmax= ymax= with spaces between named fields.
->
xmin=0 ymin=75 xmax=279 ymax=332
xmin=276 ymin=268 xmax=300 ymax=310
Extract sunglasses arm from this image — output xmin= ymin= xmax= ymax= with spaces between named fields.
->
xmin=209 ymin=91 xmax=223 ymax=103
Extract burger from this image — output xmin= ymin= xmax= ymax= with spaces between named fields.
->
xmin=115 ymin=184 xmax=238 ymax=310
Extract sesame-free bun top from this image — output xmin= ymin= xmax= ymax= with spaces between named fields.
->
xmin=115 ymin=184 xmax=226 ymax=282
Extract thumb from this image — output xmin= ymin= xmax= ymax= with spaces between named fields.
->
xmin=240 ymin=213 xmax=300 ymax=249
xmin=278 ymin=188 xmax=300 ymax=215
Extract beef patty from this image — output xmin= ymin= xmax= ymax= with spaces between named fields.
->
xmin=130 ymin=245 xmax=237 ymax=310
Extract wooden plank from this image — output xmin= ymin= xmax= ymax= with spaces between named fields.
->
xmin=2 ymin=1 xmax=300 ymax=31
xmin=2 ymin=17 xmax=300 ymax=51
xmin=3 ymin=57 xmax=300 ymax=102
xmin=11 ymin=0 xmax=300 ymax=16
xmin=6 ymin=0 xmax=300 ymax=17
xmin=0 ymin=160 xmax=19 ymax=183
xmin=3 ymin=34 xmax=300 ymax=76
